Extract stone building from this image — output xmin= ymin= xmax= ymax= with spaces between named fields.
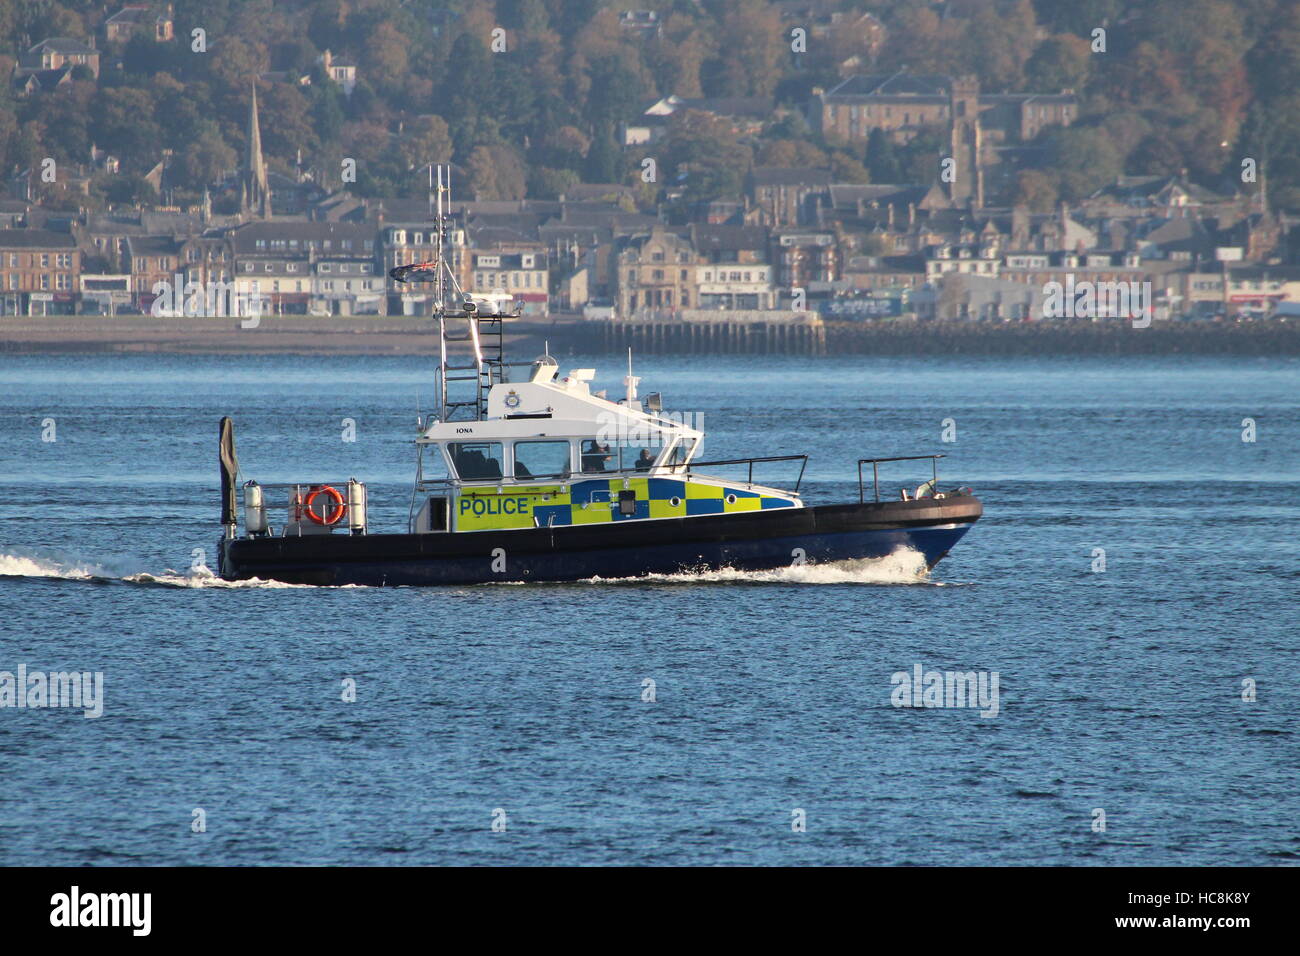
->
xmin=615 ymin=227 xmax=698 ymax=315
xmin=0 ymin=229 xmax=81 ymax=314
xmin=813 ymin=73 xmax=1077 ymax=208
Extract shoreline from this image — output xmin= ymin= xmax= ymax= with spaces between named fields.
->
xmin=0 ymin=315 xmax=557 ymax=356
xmin=1 ymin=315 xmax=1296 ymax=356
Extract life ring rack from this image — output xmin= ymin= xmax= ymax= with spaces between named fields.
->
xmin=304 ymin=484 xmax=347 ymax=526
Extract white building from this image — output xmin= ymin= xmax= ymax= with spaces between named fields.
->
xmin=695 ymin=263 xmax=775 ymax=310
xmin=318 ymin=50 xmax=357 ymax=96
xmin=313 ymin=257 xmax=381 ymax=315
xmin=470 ymin=251 xmax=549 ymax=315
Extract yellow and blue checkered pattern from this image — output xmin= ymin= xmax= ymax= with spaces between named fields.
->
xmin=454 ymin=477 xmax=794 ymax=531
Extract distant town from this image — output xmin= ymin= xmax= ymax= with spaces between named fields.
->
xmin=1 ymin=1 xmax=1297 ymax=327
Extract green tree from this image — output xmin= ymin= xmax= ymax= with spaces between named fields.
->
xmin=659 ymin=109 xmax=752 ymax=205
xmin=90 ymin=88 xmax=163 ymax=168
xmin=831 ymin=151 xmax=871 ymax=184
xmin=30 ymin=83 xmax=94 ymax=163
xmin=439 ymin=32 xmax=494 ymax=134
xmin=759 ymin=139 xmax=827 ymax=167
xmin=648 ymin=13 xmax=712 ymax=99
xmin=307 ymin=0 xmax=348 ymax=52
xmin=767 ymin=111 xmax=811 ymax=141
xmin=309 ymin=83 xmax=346 ymax=145
xmin=585 ymin=126 xmax=622 ymax=183
xmin=898 ymin=128 xmax=947 ymax=185
xmin=704 ymin=0 xmax=784 ymax=97
xmin=259 ymin=84 xmax=319 ymax=162
xmin=363 ymin=21 xmax=410 ymax=93
xmin=1024 ymin=35 xmax=1091 ymax=93
xmin=99 ymin=174 xmax=157 ymax=207
xmin=875 ymin=6 xmax=946 ymax=75
xmin=1040 ymin=125 xmax=1123 ymax=199
xmin=499 ymin=0 xmax=550 ymax=33
xmin=586 ymin=55 xmax=646 ymax=128
xmin=467 ymin=142 xmax=528 ymax=200
xmin=397 ymin=115 xmax=453 ymax=172
xmin=1030 ymin=0 xmax=1122 ymax=37
xmin=951 ymin=0 xmax=1037 ymax=92
xmin=1013 ymin=169 xmax=1058 ymax=211
xmin=177 ymin=128 xmax=238 ymax=190
xmin=866 ymin=128 xmax=904 ymax=183
xmin=529 ymin=166 xmax=580 ymax=199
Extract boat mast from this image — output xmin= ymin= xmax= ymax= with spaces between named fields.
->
xmin=426 ymin=164 xmax=500 ymax=422
xmin=435 ymin=165 xmax=449 ymax=420
xmin=624 ymin=347 xmax=640 ymax=406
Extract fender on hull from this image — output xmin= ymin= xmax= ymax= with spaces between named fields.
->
xmin=220 ymin=496 xmax=982 ymax=587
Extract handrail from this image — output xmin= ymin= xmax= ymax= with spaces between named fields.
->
xmin=414 ymin=454 xmax=811 ymax=493
xmin=245 ymin=480 xmax=356 ymax=491
xmin=669 ymin=454 xmax=809 ymax=493
xmin=857 ymin=454 xmax=945 ymax=503
xmin=241 ymin=479 xmax=364 ymax=537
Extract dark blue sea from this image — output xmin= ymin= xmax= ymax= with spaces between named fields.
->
xmin=1 ymin=351 xmax=1296 ymax=865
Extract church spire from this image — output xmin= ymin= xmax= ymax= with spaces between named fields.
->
xmin=243 ymin=80 xmax=271 ymax=219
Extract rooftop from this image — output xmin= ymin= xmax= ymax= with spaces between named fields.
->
xmin=825 ymin=73 xmax=952 ymax=99
xmin=0 ymin=229 xmax=78 ymax=249
xmin=28 ymin=37 xmax=99 ymax=56
xmin=750 ymin=166 xmax=832 ymax=188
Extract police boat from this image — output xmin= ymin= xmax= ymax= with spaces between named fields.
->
xmin=215 ymin=171 xmax=981 ymax=587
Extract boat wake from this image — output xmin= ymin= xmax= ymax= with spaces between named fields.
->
xmin=2 ymin=548 xmax=962 ymax=590
xmin=0 ymin=551 xmax=320 ymax=589
xmin=581 ymin=547 xmax=957 ymax=587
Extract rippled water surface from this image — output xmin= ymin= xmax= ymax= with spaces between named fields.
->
xmin=0 ymin=351 xmax=1296 ymax=865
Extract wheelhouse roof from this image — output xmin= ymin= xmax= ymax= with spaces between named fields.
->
xmin=418 ymin=364 xmax=702 ymax=446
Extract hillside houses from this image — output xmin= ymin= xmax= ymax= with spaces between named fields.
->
xmin=0 ymin=164 xmax=1287 ymax=320
xmin=815 ymin=73 xmax=1076 ymax=146
xmin=103 ymin=5 xmax=175 ymax=43
xmin=12 ymin=37 xmax=100 ymax=91
xmin=0 ymin=56 xmax=1290 ymax=326
xmin=622 ymin=95 xmax=775 ymax=147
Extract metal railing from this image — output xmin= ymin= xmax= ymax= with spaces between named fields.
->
xmin=415 ymin=454 xmax=810 ymax=493
xmin=242 ymin=480 xmax=360 ymax=535
xmin=857 ymin=455 xmax=945 ymax=503
xmin=669 ymin=454 xmax=809 ymax=493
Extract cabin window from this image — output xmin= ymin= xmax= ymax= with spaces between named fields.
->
xmin=422 ymin=444 xmax=453 ymax=480
xmin=627 ymin=444 xmax=658 ymax=471
xmin=512 ymin=440 xmax=571 ymax=480
xmin=582 ymin=438 xmax=661 ymax=473
xmin=673 ymin=437 xmax=698 ymax=465
xmin=580 ymin=439 xmax=613 ymax=474
xmin=449 ymin=441 xmax=504 ymax=480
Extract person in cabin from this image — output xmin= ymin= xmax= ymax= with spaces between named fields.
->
xmin=635 ymin=448 xmax=654 ymax=471
xmin=581 ymin=440 xmax=610 ymax=473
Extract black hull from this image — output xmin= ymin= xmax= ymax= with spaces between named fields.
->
xmin=218 ymin=494 xmax=982 ymax=586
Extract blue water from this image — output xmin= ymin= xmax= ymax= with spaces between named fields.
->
xmin=0 ymin=352 xmax=1296 ymax=865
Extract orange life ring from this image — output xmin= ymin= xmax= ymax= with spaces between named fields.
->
xmin=304 ymin=485 xmax=346 ymax=525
